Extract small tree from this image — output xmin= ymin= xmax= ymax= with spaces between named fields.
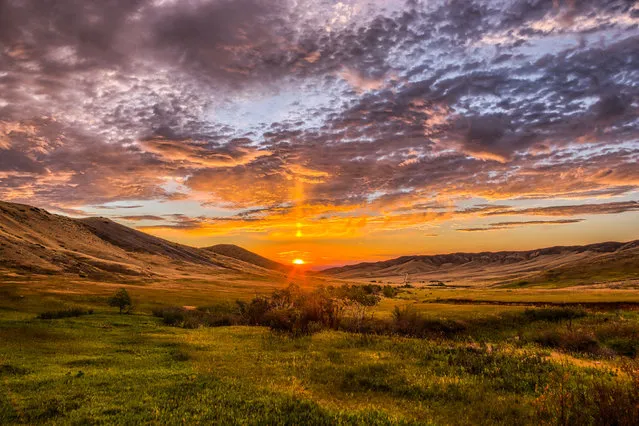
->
xmin=108 ymin=288 xmax=132 ymax=314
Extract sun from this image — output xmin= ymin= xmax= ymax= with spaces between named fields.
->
xmin=292 ymin=258 xmax=305 ymax=265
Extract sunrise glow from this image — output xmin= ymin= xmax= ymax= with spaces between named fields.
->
xmin=0 ymin=0 xmax=637 ymax=267
xmin=2 ymin=2 xmax=639 ymax=423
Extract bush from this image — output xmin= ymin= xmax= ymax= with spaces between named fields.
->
xmin=263 ymin=308 xmax=302 ymax=333
xmin=234 ymin=285 xmax=372 ymax=334
xmin=535 ymin=362 xmax=639 ymax=425
xmin=595 ymin=322 xmax=639 ymax=357
xmin=154 ymin=284 xmax=386 ymax=335
xmin=152 ymin=306 xmax=241 ymax=328
xmin=533 ymin=329 xmax=600 ymax=354
xmin=37 ymin=308 xmax=91 ymax=319
xmin=236 ymin=297 xmax=271 ymax=325
xmin=108 ymin=288 xmax=132 ymax=314
xmin=332 ymin=285 xmax=381 ymax=307
xmin=606 ymin=337 xmax=638 ymax=357
xmin=524 ymin=307 xmax=586 ymax=323
xmin=382 ymin=285 xmax=398 ymax=298
xmin=258 ymin=287 xmax=344 ymax=335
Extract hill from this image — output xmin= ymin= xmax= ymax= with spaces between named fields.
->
xmin=204 ymin=244 xmax=289 ymax=272
xmin=0 ymin=200 xmax=284 ymax=280
xmin=322 ymin=241 xmax=639 ymax=287
xmin=2 ymin=199 xmax=637 ymax=287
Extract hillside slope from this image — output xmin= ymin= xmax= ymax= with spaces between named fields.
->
xmin=0 ymin=201 xmax=282 ymax=280
xmin=322 ymin=241 xmax=639 ymax=287
xmin=204 ymin=244 xmax=289 ymax=272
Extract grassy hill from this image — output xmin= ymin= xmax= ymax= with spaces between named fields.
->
xmin=204 ymin=244 xmax=289 ymax=273
xmin=322 ymin=241 xmax=639 ymax=287
xmin=0 ymin=201 xmax=284 ymax=281
xmin=2 ymin=199 xmax=637 ymax=288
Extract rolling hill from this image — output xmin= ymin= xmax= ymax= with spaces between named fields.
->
xmin=322 ymin=241 xmax=639 ymax=287
xmin=204 ymin=244 xmax=289 ymax=272
xmin=0 ymin=200 xmax=285 ymax=280
xmin=2 ymin=199 xmax=637 ymax=287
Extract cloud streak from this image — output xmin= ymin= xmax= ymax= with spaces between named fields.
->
xmin=457 ymin=219 xmax=585 ymax=232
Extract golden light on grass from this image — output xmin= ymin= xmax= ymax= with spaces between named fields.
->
xmin=292 ymin=258 xmax=305 ymax=265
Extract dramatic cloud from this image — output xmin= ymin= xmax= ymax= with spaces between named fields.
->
xmin=1 ymin=0 xmax=638 ymax=263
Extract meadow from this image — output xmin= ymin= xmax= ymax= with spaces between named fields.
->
xmin=1 ymin=276 xmax=638 ymax=425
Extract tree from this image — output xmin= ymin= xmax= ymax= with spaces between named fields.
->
xmin=108 ymin=288 xmax=132 ymax=314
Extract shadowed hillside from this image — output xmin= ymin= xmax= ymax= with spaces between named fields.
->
xmin=80 ymin=217 xmax=223 ymax=267
xmin=204 ymin=244 xmax=289 ymax=272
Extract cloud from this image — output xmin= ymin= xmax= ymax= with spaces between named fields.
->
xmin=457 ymin=219 xmax=585 ymax=232
xmin=117 ymin=215 xmax=165 ymax=221
xmin=339 ymin=68 xmax=385 ymax=93
xmin=482 ymin=201 xmax=639 ymax=217
xmin=0 ymin=0 xmax=637 ymax=248
xmin=139 ymin=136 xmax=271 ymax=168
xmin=94 ymin=204 xmax=144 ymax=210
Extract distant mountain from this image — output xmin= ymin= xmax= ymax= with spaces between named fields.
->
xmin=204 ymin=244 xmax=289 ymax=272
xmin=322 ymin=241 xmax=639 ymax=287
xmin=0 ymin=200 xmax=285 ymax=280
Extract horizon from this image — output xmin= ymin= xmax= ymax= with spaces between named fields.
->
xmin=1 ymin=1 xmax=638 ymax=267
xmin=4 ymin=197 xmax=638 ymax=271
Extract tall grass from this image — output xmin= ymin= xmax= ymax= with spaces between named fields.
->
xmin=535 ymin=361 xmax=639 ymax=425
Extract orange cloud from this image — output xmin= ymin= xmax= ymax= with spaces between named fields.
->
xmin=339 ymin=68 xmax=384 ymax=92
xmin=139 ymin=137 xmax=271 ymax=168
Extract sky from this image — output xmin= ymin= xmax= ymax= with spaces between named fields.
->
xmin=1 ymin=0 xmax=638 ymax=267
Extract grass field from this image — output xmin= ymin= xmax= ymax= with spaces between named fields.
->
xmin=1 ymin=276 xmax=638 ymax=425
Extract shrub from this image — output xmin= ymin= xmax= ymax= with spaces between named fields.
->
xmin=535 ymin=362 xmax=639 ymax=425
xmin=0 ymin=364 xmax=30 ymax=376
xmin=595 ymin=322 xmax=639 ymax=357
xmin=606 ymin=337 xmax=638 ymax=357
xmin=524 ymin=307 xmax=586 ymax=323
xmin=237 ymin=297 xmax=271 ymax=325
xmin=108 ymin=288 xmax=132 ymax=314
xmin=152 ymin=306 xmax=241 ymax=328
xmin=332 ymin=285 xmax=381 ymax=306
xmin=154 ymin=284 xmax=386 ymax=334
xmin=259 ymin=287 xmax=344 ymax=335
xmin=263 ymin=308 xmax=302 ymax=333
xmin=37 ymin=308 xmax=91 ymax=319
xmin=382 ymin=285 xmax=398 ymax=298
xmin=235 ymin=285 xmax=372 ymax=334
xmin=533 ymin=329 xmax=600 ymax=355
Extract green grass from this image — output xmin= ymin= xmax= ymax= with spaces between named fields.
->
xmin=1 ymin=277 xmax=638 ymax=425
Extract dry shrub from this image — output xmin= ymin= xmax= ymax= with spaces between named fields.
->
xmin=534 ymin=361 xmax=639 ymax=425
